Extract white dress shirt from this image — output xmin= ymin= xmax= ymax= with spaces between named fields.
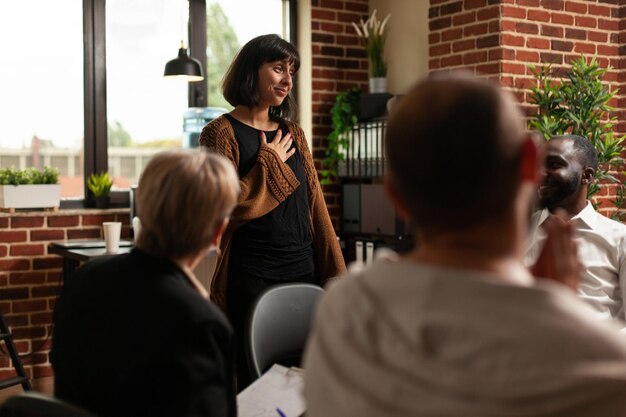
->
xmin=525 ymin=201 xmax=626 ymax=324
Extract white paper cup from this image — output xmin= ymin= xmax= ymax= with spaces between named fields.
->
xmin=102 ymin=222 xmax=122 ymax=253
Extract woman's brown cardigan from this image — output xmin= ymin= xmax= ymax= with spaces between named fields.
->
xmin=198 ymin=115 xmax=346 ymax=312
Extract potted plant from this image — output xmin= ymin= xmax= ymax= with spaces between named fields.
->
xmin=88 ymin=171 xmax=113 ymax=209
xmin=321 ymin=88 xmax=360 ymax=185
xmin=0 ymin=166 xmax=61 ymax=211
xmin=529 ymin=56 xmax=626 ymax=219
xmin=352 ymin=9 xmax=391 ymax=93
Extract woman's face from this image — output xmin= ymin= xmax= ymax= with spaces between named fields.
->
xmin=257 ymin=59 xmax=295 ymax=108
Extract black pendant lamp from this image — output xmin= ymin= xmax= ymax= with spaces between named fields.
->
xmin=163 ymin=40 xmax=204 ymax=82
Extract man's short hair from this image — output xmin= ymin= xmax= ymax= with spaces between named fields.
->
xmin=385 ymin=72 xmax=526 ymax=232
xmin=551 ymin=134 xmax=599 ymax=171
xmin=222 ymin=34 xmax=300 ymax=120
xmin=135 ymin=149 xmax=240 ymax=259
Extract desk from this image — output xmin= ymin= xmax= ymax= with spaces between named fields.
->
xmin=48 ymin=240 xmax=133 ymax=283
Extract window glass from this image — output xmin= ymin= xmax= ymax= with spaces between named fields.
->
xmin=106 ymin=0 xmax=187 ymax=188
xmin=0 ymin=2 xmax=84 ymax=198
xmin=206 ymin=0 xmax=287 ymax=108
xmin=106 ymin=0 xmax=288 ymax=189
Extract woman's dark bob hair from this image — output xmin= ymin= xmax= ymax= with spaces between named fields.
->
xmin=222 ymin=34 xmax=300 ymax=121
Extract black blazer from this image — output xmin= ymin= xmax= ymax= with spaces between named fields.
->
xmin=51 ymin=249 xmax=236 ymax=417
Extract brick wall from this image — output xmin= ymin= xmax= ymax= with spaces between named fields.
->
xmin=429 ymin=0 xmax=502 ymax=80
xmin=429 ymin=0 xmax=626 ymax=215
xmin=311 ymin=0 xmax=370 ymax=226
xmin=0 ymin=210 xmax=130 ymax=382
xmin=428 ymin=0 xmax=622 ymax=102
xmin=309 ymin=0 xmax=626 ymax=222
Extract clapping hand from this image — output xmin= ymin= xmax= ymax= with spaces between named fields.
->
xmin=530 ymin=209 xmax=582 ymax=291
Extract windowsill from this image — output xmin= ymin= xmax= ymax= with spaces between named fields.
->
xmin=0 ymin=207 xmax=130 ymax=217
xmin=60 ymin=190 xmax=131 ymax=210
xmin=0 ymin=189 xmax=134 ymax=215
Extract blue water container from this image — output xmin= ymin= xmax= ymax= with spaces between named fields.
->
xmin=182 ymin=107 xmax=228 ymax=148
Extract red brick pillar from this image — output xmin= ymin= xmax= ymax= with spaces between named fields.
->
xmin=311 ymin=0 xmax=370 ymax=227
xmin=429 ymin=0 xmax=626 ymax=215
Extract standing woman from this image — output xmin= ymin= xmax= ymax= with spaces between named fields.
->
xmin=199 ymin=34 xmax=346 ymax=388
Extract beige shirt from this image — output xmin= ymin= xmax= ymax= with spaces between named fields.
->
xmin=304 ymin=257 xmax=626 ymax=417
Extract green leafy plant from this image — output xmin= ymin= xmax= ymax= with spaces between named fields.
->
xmin=0 ymin=166 xmax=59 ymax=185
xmin=321 ymin=88 xmax=361 ymax=185
xmin=87 ymin=171 xmax=113 ymax=197
xmin=529 ymin=56 xmax=626 ymax=219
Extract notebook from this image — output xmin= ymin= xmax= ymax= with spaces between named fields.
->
xmin=237 ymin=364 xmax=306 ymax=417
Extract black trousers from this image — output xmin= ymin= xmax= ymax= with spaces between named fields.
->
xmin=226 ymin=269 xmax=317 ymax=392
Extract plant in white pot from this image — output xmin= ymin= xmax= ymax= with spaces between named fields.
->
xmin=0 ymin=166 xmax=61 ymax=211
xmin=352 ymin=9 xmax=391 ymax=94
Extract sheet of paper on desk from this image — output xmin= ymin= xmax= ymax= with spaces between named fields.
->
xmin=237 ymin=364 xmax=305 ymax=417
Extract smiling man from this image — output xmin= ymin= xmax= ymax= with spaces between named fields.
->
xmin=526 ymin=134 xmax=626 ymax=326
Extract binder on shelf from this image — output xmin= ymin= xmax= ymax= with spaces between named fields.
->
xmin=361 ymin=184 xmax=396 ymax=236
xmin=365 ymin=242 xmax=374 ymax=266
xmin=342 ymin=184 xmax=361 ymax=233
xmin=355 ymin=240 xmax=364 ymax=265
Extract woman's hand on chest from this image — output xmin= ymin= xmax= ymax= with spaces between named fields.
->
xmin=261 ymin=129 xmax=296 ymax=162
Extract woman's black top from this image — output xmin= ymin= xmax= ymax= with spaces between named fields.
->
xmin=224 ymin=114 xmax=314 ymax=280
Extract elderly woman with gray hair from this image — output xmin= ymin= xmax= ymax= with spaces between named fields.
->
xmin=51 ymin=149 xmax=240 ymax=417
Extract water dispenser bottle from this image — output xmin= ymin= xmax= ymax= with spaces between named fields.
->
xmin=182 ymin=107 xmax=228 ymax=148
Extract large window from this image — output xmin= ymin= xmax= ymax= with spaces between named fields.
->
xmin=105 ymin=0 xmax=291 ymax=188
xmin=206 ymin=0 xmax=288 ymax=109
xmin=0 ymin=0 xmax=292 ymax=203
xmin=0 ymin=2 xmax=85 ymax=198
xmin=105 ymin=0 xmax=187 ymax=188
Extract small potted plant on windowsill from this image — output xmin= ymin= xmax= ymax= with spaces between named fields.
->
xmin=88 ymin=171 xmax=113 ymax=209
xmin=0 ymin=166 xmax=61 ymax=211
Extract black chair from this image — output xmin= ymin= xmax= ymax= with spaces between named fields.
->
xmin=0 ymin=314 xmax=31 ymax=392
xmin=0 ymin=392 xmax=97 ymax=417
xmin=245 ymin=283 xmax=324 ymax=379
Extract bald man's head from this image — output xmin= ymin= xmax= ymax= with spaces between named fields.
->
xmin=385 ymin=72 xmax=527 ymax=232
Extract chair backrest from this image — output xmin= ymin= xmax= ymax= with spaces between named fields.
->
xmin=246 ymin=283 xmax=324 ymax=379
xmin=0 ymin=392 xmax=97 ymax=417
